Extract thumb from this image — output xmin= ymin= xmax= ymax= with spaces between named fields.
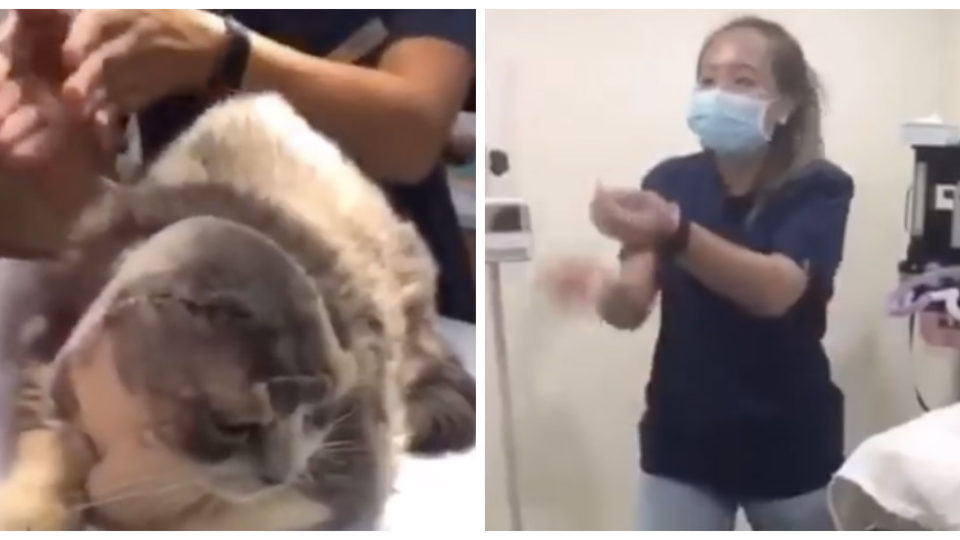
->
xmin=11 ymin=10 xmax=73 ymax=82
xmin=594 ymin=178 xmax=608 ymax=194
xmin=61 ymin=48 xmax=105 ymax=116
xmin=593 ymin=180 xmax=614 ymax=205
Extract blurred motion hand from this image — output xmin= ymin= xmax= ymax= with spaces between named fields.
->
xmin=538 ymin=255 xmax=614 ymax=314
xmin=0 ymin=10 xmax=112 ymax=215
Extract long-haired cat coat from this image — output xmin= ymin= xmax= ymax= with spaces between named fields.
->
xmin=0 ymin=93 xmax=475 ymax=530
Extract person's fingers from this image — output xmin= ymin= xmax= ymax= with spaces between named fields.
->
xmin=0 ymin=103 xmax=46 ymax=151
xmin=593 ymin=185 xmax=623 ymax=214
xmin=0 ymin=79 xmax=22 ymax=119
xmin=591 ymin=196 xmax=620 ymax=236
xmin=0 ymin=103 xmax=44 ymax=143
xmin=97 ymin=50 xmax=144 ymax=113
xmin=4 ymin=10 xmax=74 ymax=84
xmin=0 ymin=57 xmax=8 ymax=82
xmin=62 ymin=52 xmax=105 ymax=115
xmin=63 ymin=31 xmax=138 ymax=115
xmin=79 ymin=84 xmax=109 ymax=119
xmin=0 ymin=10 xmax=15 ymax=37
xmin=13 ymin=10 xmax=67 ymax=25
xmin=5 ymin=126 xmax=55 ymax=165
xmin=80 ymin=79 xmax=140 ymax=120
xmin=0 ymin=15 xmax=14 ymax=66
xmin=92 ymin=104 xmax=123 ymax=153
xmin=61 ymin=10 xmax=115 ymax=70
xmin=603 ymin=188 xmax=649 ymax=213
xmin=3 ymin=16 xmax=34 ymax=78
xmin=614 ymin=210 xmax=658 ymax=244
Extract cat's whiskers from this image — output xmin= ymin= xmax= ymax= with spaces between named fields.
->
xmin=324 ymin=406 xmax=357 ymax=433
xmin=320 ymin=440 xmax=366 ymax=457
xmin=200 ymin=479 xmax=289 ymax=505
xmin=267 ymin=375 xmax=320 ymax=383
xmin=85 ymin=472 xmax=184 ymax=495
xmin=321 ymin=440 xmax=362 ymax=450
xmin=71 ymin=482 xmax=195 ymax=514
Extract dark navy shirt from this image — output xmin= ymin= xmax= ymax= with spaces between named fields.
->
xmin=137 ymin=10 xmax=476 ymax=323
xmin=638 ymin=152 xmax=854 ymax=499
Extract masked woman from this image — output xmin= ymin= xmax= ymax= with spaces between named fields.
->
xmin=543 ymin=16 xmax=853 ymax=530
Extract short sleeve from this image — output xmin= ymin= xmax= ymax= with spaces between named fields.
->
xmin=770 ymin=168 xmax=854 ymax=283
xmin=383 ymin=10 xmax=475 ymax=57
xmin=640 ymin=158 xmax=674 ymax=196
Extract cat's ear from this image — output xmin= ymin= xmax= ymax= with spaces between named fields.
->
xmin=403 ymin=336 xmax=475 ymax=455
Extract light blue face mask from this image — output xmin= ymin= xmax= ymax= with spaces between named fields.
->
xmin=687 ymin=88 xmax=772 ymax=156
xmin=451 ymin=161 xmax=476 ymax=179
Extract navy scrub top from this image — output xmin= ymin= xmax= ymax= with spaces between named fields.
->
xmin=638 ymin=151 xmax=854 ymax=499
xmin=136 ymin=10 xmax=476 ymax=324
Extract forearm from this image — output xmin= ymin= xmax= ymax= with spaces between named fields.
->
xmin=242 ymin=32 xmax=468 ymax=183
xmin=597 ymin=280 xmax=655 ymax=330
xmin=596 ymin=252 xmax=659 ymax=330
xmin=679 ymin=223 xmax=806 ymax=317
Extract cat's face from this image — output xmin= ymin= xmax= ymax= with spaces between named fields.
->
xmin=56 ymin=218 xmax=389 ymax=529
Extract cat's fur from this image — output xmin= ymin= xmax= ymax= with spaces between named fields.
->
xmin=0 ymin=93 xmax=475 ymax=530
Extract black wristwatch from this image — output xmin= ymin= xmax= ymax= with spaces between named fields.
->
xmin=658 ymin=212 xmax=691 ymax=258
xmin=618 ymin=213 xmax=691 ymax=261
xmin=207 ymin=15 xmax=251 ymax=94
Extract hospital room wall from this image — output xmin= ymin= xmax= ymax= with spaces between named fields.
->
xmin=486 ymin=10 xmax=956 ymax=530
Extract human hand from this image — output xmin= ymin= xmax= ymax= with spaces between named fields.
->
xmin=0 ymin=10 xmax=111 ymax=215
xmin=589 ymin=184 xmax=680 ymax=250
xmin=538 ymin=255 xmax=614 ymax=313
xmin=61 ymin=9 xmax=227 ymax=118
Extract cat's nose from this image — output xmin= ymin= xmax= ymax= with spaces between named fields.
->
xmin=259 ymin=438 xmax=293 ymax=485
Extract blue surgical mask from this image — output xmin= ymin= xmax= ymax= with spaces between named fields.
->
xmin=451 ymin=161 xmax=476 ymax=179
xmin=687 ymin=88 xmax=771 ymax=156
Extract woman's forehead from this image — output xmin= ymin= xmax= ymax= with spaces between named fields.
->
xmin=701 ymin=27 xmax=771 ymax=73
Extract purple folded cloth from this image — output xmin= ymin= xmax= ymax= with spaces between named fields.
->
xmin=888 ymin=267 xmax=960 ymax=317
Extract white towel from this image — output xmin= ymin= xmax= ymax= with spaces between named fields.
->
xmin=830 ymin=403 xmax=960 ymax=530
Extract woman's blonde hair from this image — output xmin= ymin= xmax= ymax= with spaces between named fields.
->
xmin=698 ymin=16 xmax=824 ymax=207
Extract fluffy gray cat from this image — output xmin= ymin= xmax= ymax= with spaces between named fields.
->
xmin=0 ymin=92 xmax=475 ymax=530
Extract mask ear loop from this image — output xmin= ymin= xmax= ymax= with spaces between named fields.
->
xmin=767 ymin=101 xmax=793 ymax=140
xmin=757 ymin=98 xmax=785 ymax=142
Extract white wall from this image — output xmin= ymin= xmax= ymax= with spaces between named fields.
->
xmin=486 ymin=9 xmax=959 ymax=530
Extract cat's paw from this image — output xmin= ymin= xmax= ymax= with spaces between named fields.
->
xmin=405 ymin=360 xmax=476 ymax=455
xmin=0 ymin=477 xmax=78 ymax=530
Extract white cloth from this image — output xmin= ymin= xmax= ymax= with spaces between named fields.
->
xmin=379 ymin=317 xmax=478 ymax=531
xmin=829 ymin=404 xmax=960 ymax=530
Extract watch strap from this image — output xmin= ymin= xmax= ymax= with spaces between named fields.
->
xmin=207 ymin=15 xmax=250 ymax=95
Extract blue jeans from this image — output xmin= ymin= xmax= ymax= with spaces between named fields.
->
xmin=637 ymin=471 xmax=835 ymax=530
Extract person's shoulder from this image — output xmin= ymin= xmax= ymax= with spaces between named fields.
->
xmin=653 ymin=151 xmax=711 ymax=175
xmin=383 ymin=10 xmax=475 ymax=55
xmin=792 ymin=159 xmax=854 ymax=199
xmin=642 ymin=151 xmax=709 ymax=190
